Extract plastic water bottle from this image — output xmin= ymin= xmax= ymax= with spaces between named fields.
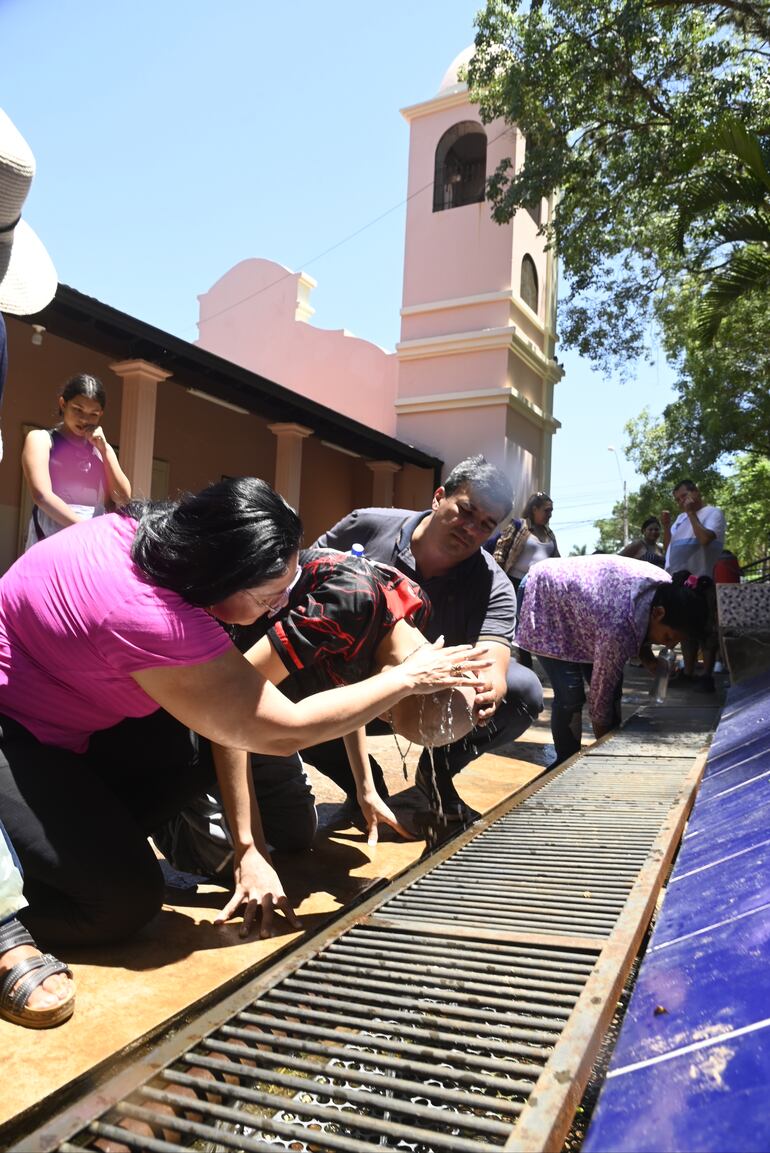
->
xmin=350 ymin=543 xmax=365 ymax=558
xmin=651 ymin=647 xmax=673 ymax=703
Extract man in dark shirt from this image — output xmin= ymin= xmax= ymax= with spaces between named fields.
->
xmin=308 ymin=455 xmax=544 ymax=821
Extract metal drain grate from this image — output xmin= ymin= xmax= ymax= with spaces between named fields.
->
xmin=15 ymin=725 xmax=713 ymax=1153
xmin=60 ymin=931 xmax=597 ymax=1153
xmin=377 ymin=757 xmax=693 ymax=940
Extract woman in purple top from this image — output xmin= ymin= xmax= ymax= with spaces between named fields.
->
xmin=516 ymin=555 xmax=712 ymax=764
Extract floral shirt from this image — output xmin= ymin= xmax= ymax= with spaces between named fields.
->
xmin=516 ymin=555 xmax=670 ymax=728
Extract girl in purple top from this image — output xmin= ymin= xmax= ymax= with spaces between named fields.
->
xmin=22 ymin=373 xmax=132 ymax=548
xmin=516 ymin=555 xmax=712 ymax=764
xmin=0 ymin=477 xmax=486 ymax=950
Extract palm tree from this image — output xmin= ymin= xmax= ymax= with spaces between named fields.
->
xmin=675 ymin=118 xmax=770 ymax=344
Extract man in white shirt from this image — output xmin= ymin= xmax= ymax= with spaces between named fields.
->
xmin=662 ymin=479 xmax=725 ymax=691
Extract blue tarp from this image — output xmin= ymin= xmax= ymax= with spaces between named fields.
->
xmin=584 ymin=670 xmax=770 ymax=1153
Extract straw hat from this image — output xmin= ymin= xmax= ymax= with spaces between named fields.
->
xmin=0 ymin=108 xmax=57 ymax=316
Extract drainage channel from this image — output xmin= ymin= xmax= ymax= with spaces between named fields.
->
xmin=12 ymin=708 xmax=714 ymax=1153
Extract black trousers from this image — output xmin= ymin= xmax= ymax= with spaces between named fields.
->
xmin=0 ymin=711 xmax=213 ymax=946
xmin=303 ymin=658 xmax=544 ymax=798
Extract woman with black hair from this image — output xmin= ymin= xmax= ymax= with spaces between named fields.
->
xmin=516 ymin=554 xmax=712 ymax=765
xmin=0 ymin=477 xmax=487 ymax=946
xmin=22 ymin=373 xmax=132 ymax=549
xmin=619 ymin=516 xmax=665 ymax=568
xmin=493 ymin=492 xmax=560 ymax=667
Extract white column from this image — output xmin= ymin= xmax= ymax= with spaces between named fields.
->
xmin=268 ymin=422 xmax=313 ymax=510
xmin=110 ymin=359 xmax=172 ymax=499
xmin=366 ymin=460 xmax=401 ymax=507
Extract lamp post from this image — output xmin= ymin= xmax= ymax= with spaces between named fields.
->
xmin=608 ymin=445 xmax=629 ymax=545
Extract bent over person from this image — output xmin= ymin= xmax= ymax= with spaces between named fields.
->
xmin=308 ymin=455 xmax=544 ymax=823
xmin=517 ymin=555 xmax=712 ymax=765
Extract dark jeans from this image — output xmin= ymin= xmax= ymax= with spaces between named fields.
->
xmin=303 ymin=659 xmax=544 ymax=798
xmin=0 ymin=711 xmax=215 ymax=946
xmin=512 ymin=577 xmax=533 ymax=669
xmin=538 ymin=656 xmax=623 ymax=764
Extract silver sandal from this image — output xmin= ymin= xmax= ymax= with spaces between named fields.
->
xmin=0 ymin=917 xmax=75 ymax=1028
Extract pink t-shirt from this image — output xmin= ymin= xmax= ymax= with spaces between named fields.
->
xmin=0 ymin=513 xmax=232 ymax=752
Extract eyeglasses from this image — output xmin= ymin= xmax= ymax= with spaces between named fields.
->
xmin=247 ymin=565 xmax=302 ymax=616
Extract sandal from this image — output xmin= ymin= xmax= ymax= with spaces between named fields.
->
xmin=0 ymin=917 xmax=75 ymax=1028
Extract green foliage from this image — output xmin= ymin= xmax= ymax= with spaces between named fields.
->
xmin=569 ymin=542 xmax=589 ymax=555
xmin=467 ymin=0 xmax=769 ymax=369
xmin=714 ymin=454 xmax=770 ymax=563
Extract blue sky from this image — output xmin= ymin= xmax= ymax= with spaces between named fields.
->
xmin=3 ymin=0 xmax=676 ymax=552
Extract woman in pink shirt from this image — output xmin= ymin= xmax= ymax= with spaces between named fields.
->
xmin=0 ymin=477 xmax=486 ymax=949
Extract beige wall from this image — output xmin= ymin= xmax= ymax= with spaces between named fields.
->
xmin=1 ymin=322 xmax=127 ymax=571
xmin=0 ymin=316 xmax=433 ymax=575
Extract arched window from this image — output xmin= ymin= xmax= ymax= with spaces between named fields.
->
xmin=520 ymin=255 xmax=539 ymax=313
xmin=433 ymin=122 xmax=487 ymax=212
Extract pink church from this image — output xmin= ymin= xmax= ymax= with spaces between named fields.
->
xmin=1 ymin=48 xmax=561 ymax=575
xmin=196 ymin=48 xmax=561 ymax=504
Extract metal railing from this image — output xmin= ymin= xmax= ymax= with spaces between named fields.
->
xmin=740 ymin=554 xmax=770 ymax=583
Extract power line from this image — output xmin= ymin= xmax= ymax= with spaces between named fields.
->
xmin=194 ymin=125 xmax=515 ymax=332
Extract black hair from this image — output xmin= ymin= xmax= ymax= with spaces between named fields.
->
xmin=673 ymin=478 xmax=697 ymax=493
xmin=60 ymin=373 xmax=107 ymax=409
xmin=443 ymin=455 xmax=513 ymax=518
xmin=124 ymin=476 xmax=303 ymax=606
xmin=522 ymin=491 xmax=553 ymax=522
xmin=641 ymin=516 xmax=661 ymax=532
xmin=651 ymin=570 xmax=713 ymax=638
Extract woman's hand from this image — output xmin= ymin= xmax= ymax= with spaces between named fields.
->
xmin=359 ymin=788 xmax=415 ymax=847
xmin=85 ymin=425 xmax=108 ymax=452
xmin=399 ymin=637 xmax=491 ymax=695
xmin=214 ymin=843 xmax=302 ymax=939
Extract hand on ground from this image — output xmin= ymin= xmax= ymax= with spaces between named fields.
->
xmin=215 ymin=843 xmax=301 ymax=939
xmin=359 ymin=791 xmax=414 ymax=847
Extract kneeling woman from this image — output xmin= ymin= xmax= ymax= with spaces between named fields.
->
xmin=246 ymin=548 xmax=479 ymax=829
xmin=0 ymin=478 xmax=485 ymax=947
xmin=516 ymin=555 xmax=711 ymax=765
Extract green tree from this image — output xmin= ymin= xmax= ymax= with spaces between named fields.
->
xmin=467 ymin=0 xmax=769 ymax=369
xmin=713 ymin=454 xmax=770 ymax=563
xmin=674 ymin=118 xmax=770 ymax=345
xmin=569 ymin=542 xmax=589 ymax=555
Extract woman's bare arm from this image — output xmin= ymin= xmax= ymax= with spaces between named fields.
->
xmin=132 ymin=639 xmax=487 ymax=758
xmin=22 ymin=429 xmax=82 ymax=528
xmin=87 ymin=428 xmax=132 ymax=506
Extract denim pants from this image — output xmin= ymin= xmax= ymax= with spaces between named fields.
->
xmin=537 ymin=656 xmax=623 ymax=765
xmin=0 ymin=818 xmax=26 ymax=925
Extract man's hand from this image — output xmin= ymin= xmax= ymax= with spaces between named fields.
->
xmin=359 ymin=789 xmax=414 ymax=847
xmin=471 ymin=675 xmax=498 ymax=726
xmin=215 ymin=843 xmax=301 ymax=939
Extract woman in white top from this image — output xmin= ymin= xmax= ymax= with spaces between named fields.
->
xmin=493 ymin=492 xmax=560 ymax=667
xmin=22 ymin=373 xmax=132 ymax=550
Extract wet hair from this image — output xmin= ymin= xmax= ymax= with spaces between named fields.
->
xmin=673 ymin=478 xmax=697 ymax=494
xmin=443 ymin=455 xmax=513 ymax=518
xmin=59 ymin=373 xmax=107 ymax=409
xmin=641 ymin=516 xmax=661 ymax=532
xmin=651 ymin=570 xmax=713 ymax=639
xmin=124 ymin=476 xmax=303 ymax=606
xmin=522 ymin=491 xmax=553 ymax=522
